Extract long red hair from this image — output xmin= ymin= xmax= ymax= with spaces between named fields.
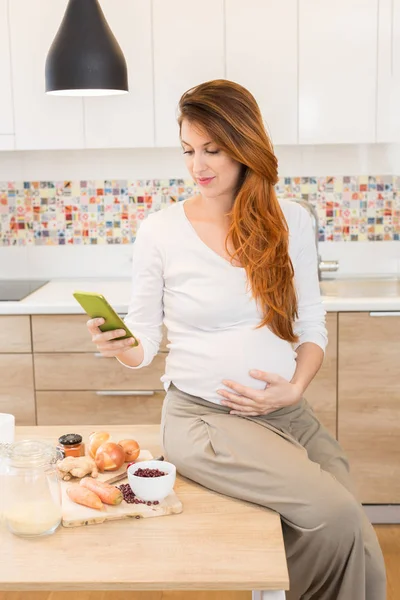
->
xmin=178 ymin=79 xmax=298 ymax=343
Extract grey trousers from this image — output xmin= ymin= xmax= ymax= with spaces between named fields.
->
xmin=160 ymin=383 xmax=387 ymax=600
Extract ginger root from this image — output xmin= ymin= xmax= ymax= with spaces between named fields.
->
xmin=57 ymin=456 xmax=99 ymax=481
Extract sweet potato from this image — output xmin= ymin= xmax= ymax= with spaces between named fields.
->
xmin=80 ymin=477 xmax=123 ymax=505
xmin=67 ymin=485 xmax=103 ymax=511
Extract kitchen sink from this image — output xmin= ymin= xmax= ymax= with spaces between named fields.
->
xmin=319 ymin=278 xmax=400 ymax=298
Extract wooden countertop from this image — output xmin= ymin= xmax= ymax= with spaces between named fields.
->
xmin=0 ymin=425 xmax=289 ymax=592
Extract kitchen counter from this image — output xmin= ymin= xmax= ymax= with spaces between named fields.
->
xmin=0 ymin=424 xmax=289 ymax=594
xmin=0 ymin=277 xmax=399 ymax=315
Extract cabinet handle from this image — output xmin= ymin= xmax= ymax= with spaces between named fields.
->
xmin=369 ymin=312 xmax=400 ymax=317
xmin=95 ymin=390 xmax=155 ymax=396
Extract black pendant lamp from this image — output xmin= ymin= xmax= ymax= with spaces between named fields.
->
xmin=45 ymin=0 xmax=128 ymax=96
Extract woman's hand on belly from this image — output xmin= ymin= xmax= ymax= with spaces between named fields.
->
xmin=217 ymin=370 xmax=303 ymax=416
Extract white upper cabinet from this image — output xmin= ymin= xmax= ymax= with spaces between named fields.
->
xmin=0 ymin=136 xmax=14 ymax=151
xmin=225 ymin=0 xmax=298 ymax=146
xmin=84 ymin=0 xmax=154 ymax=149
xmin=152 ymin=0 xmax=225 ymax=147
xmin=4 ymin=0 xmax=398 ymax=150
xmin=8 ymin=0 xmax=84 ymax=150
xmin=377 ymin=0 xmax=400 ymax=142
xmin=0 ymin=0 xmax=14 ymax=146
xmin=299 ymin=0 xmax=378 ymax=144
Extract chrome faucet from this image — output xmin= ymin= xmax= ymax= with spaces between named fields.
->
xmin=291 ymin=199 xmax=339 ymax=280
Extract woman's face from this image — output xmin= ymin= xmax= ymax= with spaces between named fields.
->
xmin=180 ymin=119 xmax=242 ymax=201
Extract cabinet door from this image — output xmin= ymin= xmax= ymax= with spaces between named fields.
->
xmin=84 ymin=0 xmax=154 ymax=149
xmin=32 ymin=315 xmax=169 ymax=353
xmin=0 ymin=0 xmax=14 ymax=140
xmin=338 ymin=312 xmax=400 ymax=503
xmin=299 ymin=0 xmax=377 ymax=144
xmin=0 ymin=135 xmax=14 ymax=150
xmin=0 ymin=354 xmax=35 ymax=425
xmin=36 ymin=390 xmax=164 ymax=426
xmin=225 ymin=0 xmax=297 ymax=145
xmin=304 ymin=313 xmax=337 ymax=439
xmin=9 ymin=0 xmax=84 ymax=150
xmin=0 ymin=316 xmax=31 ymax=353
xmin=377 ymin=0 xmax=400 ymax=142
xmin=153 ymin=0 xmax=225 ymax=147
xmin=34 ymin=352 xmax=166 ymax=391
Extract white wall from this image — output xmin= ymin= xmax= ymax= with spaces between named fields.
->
xmin=0 ymin=143 xmax=400 ymax=280
xmin=1 ymin=143 xmax=400 ymax=180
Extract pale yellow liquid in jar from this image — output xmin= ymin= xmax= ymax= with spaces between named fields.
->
xmin=5 ymin=499 xmax=62 ymax=536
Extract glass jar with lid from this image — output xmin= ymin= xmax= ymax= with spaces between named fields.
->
xmin=2 ymin=440 xmax=63 ymax=537
xmin=57 ymin=433 xmax=84 ymax=458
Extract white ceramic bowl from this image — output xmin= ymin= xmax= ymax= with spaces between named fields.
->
xmin=127 ymin=460 xmax=176 ymax=502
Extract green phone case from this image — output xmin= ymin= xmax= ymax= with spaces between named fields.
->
xmin=72 ymin=291 xmax=139 ymax=346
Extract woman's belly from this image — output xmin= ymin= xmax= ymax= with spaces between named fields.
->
xmin=161 ymin=326 xmax=297 ymax=405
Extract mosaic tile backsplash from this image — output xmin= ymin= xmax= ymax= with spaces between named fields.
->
xmin=0 ymin=175 xmax=399 ymax=246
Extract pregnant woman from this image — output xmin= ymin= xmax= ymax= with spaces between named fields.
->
xmin=87 ymin=79 xmax=386 ymax=600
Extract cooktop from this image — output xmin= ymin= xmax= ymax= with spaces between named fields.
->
xmin=0 ymin=280 xmax=49 ymax=301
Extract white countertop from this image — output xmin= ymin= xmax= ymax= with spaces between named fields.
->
xmin=0 ymin=280 xmax=133 ymax=315
xmin=0 ymin=277 xmax=400 ymax=315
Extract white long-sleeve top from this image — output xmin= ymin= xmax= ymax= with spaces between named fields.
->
xmin=119 ymin=198 xmax=327 ymax=405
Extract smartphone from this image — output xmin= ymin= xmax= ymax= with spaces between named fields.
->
xmin=72 ymin=291 xmax=139 ymax=347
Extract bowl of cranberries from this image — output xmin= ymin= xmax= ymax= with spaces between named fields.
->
xmin=127 ymin=460 xmax=176 ymax=502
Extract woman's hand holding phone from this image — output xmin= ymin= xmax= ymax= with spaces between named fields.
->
xmin=86 ymin=318 xmax=138 ymax=358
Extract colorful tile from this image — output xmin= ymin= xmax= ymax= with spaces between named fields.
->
xmin=0 ymin=176 xmax=399 ymax=246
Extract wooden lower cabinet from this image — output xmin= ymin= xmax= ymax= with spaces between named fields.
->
xmin=33 ymin=351 xmax=167 ymax=425
xmin=303 ymin=312 xmax=337 ymax=438
xmin=36 ymin=390 xmax=165 ymax=425
xmin=31 ymin=314 xmax=169 ymax=425
xmin=0 ymin=354 xmax=36 ymax=424
xmin=0 ymin=316 xmax=31 ymax=353
xmin=32 ymin=314 xmax=169 ymax=352
xmin=338 ymin=312 xmax=400 ymax=503
xmin=34 ymin=352 xmax=166 ymax=391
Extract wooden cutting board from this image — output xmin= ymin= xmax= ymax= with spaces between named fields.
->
xmin=61 ymin=449 xmax=183 ymax=528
